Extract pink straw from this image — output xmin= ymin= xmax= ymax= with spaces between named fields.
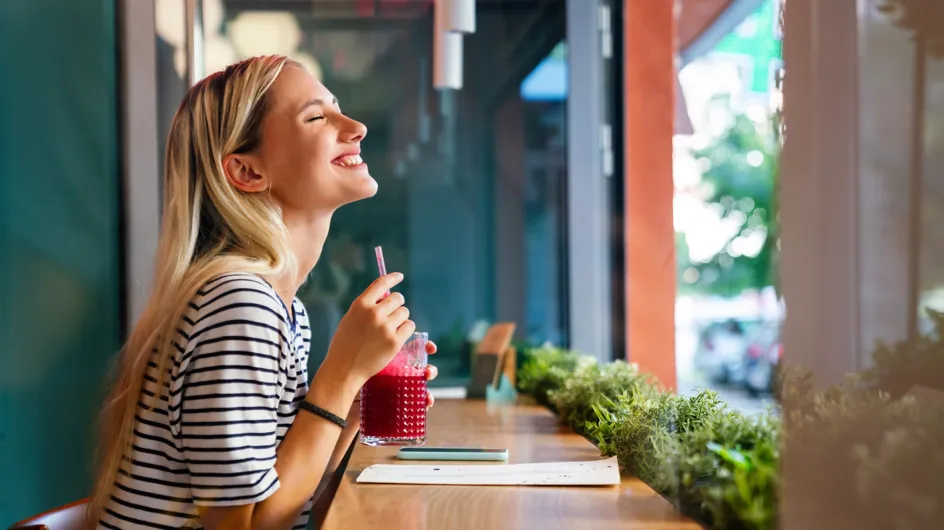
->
xmin=375 ymin=246 xmax=391 ymax=298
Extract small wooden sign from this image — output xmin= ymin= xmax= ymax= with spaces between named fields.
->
xmin=467 ymin=353 xmax=502 ymax=399
xmin=502 ymin=346 xmax=517 ymax=389
xmin=476 ymin=323 xmax=516 ymax=358
xmin=467 ymin=323 xmax=516 ymax=399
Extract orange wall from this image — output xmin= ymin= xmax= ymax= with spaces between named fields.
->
xmin=624 ymin=0 xmax=677 ymax=390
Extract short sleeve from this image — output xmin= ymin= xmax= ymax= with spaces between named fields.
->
xmin=169 ymin=277 xmax=290 ymax=507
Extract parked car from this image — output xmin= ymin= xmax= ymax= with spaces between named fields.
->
xmin=693 ymin=319 xmax=758 ymax=386
xmin=743 ymin=321 xmax=782 ymax=396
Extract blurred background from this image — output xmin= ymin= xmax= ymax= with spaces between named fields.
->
xmin=2 ymin=0 xmax=943 ymax=527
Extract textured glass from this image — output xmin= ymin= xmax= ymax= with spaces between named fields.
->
xmin=360 ymin=333 xmax=429 ymax=446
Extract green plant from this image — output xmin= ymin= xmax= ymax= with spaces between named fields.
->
xmin=860 ymin=309 xmax=944 ymax=398
xmin=516 ymin=344 xmax=593 ymax=409
xmin=587 ymin=389 xmax=778 ymax=529
xmin=550 ymin=360 xmax=654 ymax=435
xmin=588 ymin=392 xmax=695 ymax=493
xmin=779 ymin=376 xmax=934 ymax=529
xmin=852 ymin=408 xmax=944 ymax=530
xmin=677 ymin=410 xmax=780 ymax=529
xmin=516 ymin=338 xmax=944 ymax=530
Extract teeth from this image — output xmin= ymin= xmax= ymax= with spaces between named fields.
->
xmin=334 ymin=154 xmax=363 ymax=167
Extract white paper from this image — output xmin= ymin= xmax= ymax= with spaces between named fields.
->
xmin=355 ymin=456 xmax=621 ymax=486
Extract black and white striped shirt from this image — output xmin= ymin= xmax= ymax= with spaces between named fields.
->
xmin=98 ymin=273 xmax=313 ymax=529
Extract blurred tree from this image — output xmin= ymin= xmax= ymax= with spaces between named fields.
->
xmin=678 ymin=105 xmax=779 ymax=297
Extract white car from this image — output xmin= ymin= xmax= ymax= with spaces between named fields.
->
xmin=693 ymin=320 xmax=756 ymax=385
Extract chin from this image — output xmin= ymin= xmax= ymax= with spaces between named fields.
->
xmin=343 ymin=174 xmax=379 ymax=204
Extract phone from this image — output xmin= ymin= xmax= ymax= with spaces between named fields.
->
xmin=396 ymin=447 xmax=509 ymax=462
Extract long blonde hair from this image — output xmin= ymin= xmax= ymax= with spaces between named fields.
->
xmin=90 ymin=55 xmax=299 ymax=520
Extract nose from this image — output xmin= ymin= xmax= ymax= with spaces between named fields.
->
xmin=340 ymin=116 xmax=367 ymax=143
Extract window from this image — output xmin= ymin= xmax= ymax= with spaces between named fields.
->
xmin=154 ymin=0 xmax=597 ymax=384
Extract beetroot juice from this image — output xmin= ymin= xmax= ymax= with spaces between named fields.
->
xmin=360 ymin=332 xmax=428 ymax=446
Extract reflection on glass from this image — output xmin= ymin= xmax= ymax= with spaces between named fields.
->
xmin=192 ymin=2 xmax=570 ymax=384
xmin=154 ymin=0 xmax=190 ymax=197
xmin=858 ymin=2 xmax=921 ymax=349
xmin=778 ymin=3 xmax=944 ymax=530
xmin=915 ymin=12 xmax=944 ymax=334
xmin=521 ymin=42 xmax=568 ymax=346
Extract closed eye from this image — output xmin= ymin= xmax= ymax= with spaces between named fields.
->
xmin=306 ymin=115 xmax=325 ymax=123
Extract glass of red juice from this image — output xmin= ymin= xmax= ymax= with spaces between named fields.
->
xmin=359 ymin=332 xmax=428 ymax=446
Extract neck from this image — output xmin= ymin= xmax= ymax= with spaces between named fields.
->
xmin=270 ymin=208 xmax=333 ymax=306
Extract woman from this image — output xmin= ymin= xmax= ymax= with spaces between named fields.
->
xmin=91 ymin=55 xmax=437 ymax=530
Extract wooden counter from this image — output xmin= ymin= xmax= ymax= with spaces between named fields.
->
xmin=321 ymin=399 xmax=698 ymax=530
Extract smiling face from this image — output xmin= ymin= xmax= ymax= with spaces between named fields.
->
xmin=222 ymin=64 xmax=377 ymax=213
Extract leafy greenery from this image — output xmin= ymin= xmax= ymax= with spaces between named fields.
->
xmin=860 ymin=309 xmax=944 ymax=398
xmin=779 ymin=371 xmax=944 ymax=530
xmin=851 ymin=407 xmax=944 ymax=530
xmin=517 ymin=344 xmax=944 ymax=530
xmin=585 ymin=388 xmax=779 ymax=529
xmin=519 ymin=346 xmax=780 ymax=529
xmin=677 ymin=410 xmax=780 ymax=529
xmin=549 ymin=360 xmax=653 ymax=435
xmin=516 ymin=344 xmax=594 ymax=410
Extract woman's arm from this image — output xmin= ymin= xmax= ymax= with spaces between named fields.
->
xmin=250 ymin=372 xmax=361 ymax=529
xmin=313 ymin=394 xmax=361 ymax=502
xmin=197 ymin=274 xmax=408 ymax=530
xmin=195 ymin=363 xmax=357 ymax=530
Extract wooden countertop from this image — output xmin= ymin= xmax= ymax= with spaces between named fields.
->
xmin=321 ymin=398 xmax=698 ymax=530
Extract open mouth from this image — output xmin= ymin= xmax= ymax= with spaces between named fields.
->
xmin=331 ymin=154 xmax=365 ymax=167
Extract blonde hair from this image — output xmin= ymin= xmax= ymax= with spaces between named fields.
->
xmin=90 ymin=55 xmax=300 ymax=521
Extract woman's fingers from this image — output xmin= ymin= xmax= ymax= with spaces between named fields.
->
xmin=425 ymin=365 xmax=437 ymax=408
xmin=377 ymin=292 xmax=406 ymax=318
xmin=394 ymin=318 xmax=417 ymax=342
xmin=360 ymin=273 xmax=404 ymax=304
xmin=387 ymin=306 xmax=411 ymax=330
xmin=425 ymin=340 xmax=437 ymax=354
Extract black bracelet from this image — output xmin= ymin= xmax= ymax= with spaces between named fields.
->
xmin=298 ymin=400 xmax=347 ymax=429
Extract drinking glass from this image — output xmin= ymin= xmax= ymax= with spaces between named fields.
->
xmin=359 ymin=332 xmax=428 ymax=446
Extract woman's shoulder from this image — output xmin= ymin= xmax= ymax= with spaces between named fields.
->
xmin=185 ymin=272 xmax=290 ymax=331
xmin=194 ymin=272 xmax=277 ymax=302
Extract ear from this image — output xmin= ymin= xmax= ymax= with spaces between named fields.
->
xmin=222 ymin=154 xmax=268 ymax=193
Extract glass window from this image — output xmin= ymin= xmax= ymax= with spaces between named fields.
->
xmin=858 ymin=2 xmax=918 ymax=351
xmin=155 ymin=0 xmax=193 ymax=197
xmin=187 ymin=0 xmax=573 ymax=384
xmin=858 ymin=0 xmax=944 ymax=348
xmin=521 ymin=42 xmax=568 ymax=346
xmin=674 ymin=0 xmax=783 ymax=409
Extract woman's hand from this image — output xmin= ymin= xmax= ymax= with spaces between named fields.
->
xmin=349 ymin=339 xmax=437 ymax=409
xmin=425 ymin=340 xmax=438 ymax=408
xmin=320 ymin=273 xmax=414 ymax=391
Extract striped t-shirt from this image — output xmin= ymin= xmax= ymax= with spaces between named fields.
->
xmin=98 ymin=273 xmax=313 ymax=529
